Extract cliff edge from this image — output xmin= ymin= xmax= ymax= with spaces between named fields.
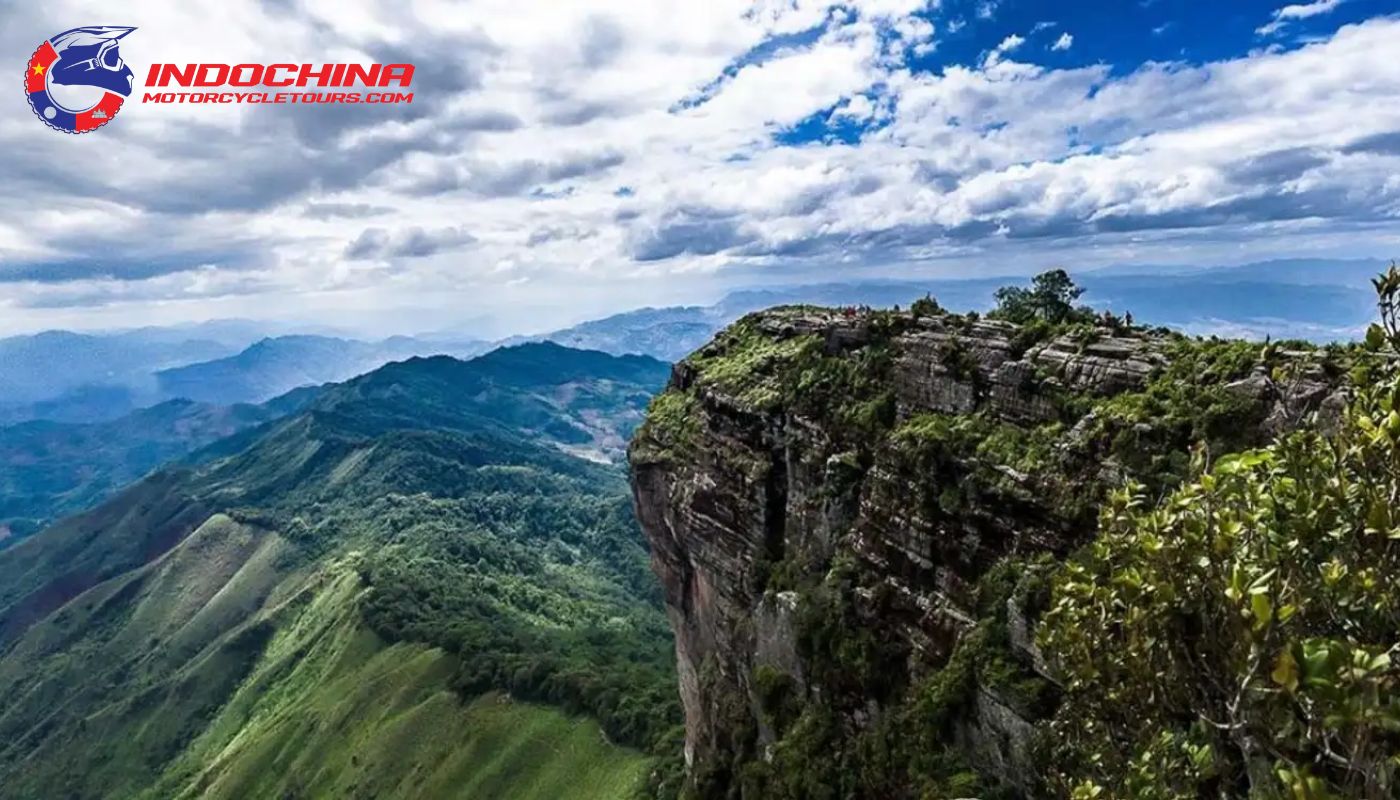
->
xmin=629 ymin=304 xmax=1345 ymax=797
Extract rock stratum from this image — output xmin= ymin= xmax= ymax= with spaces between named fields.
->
xmin=629 ymin=305 xmax=1349 ymax=798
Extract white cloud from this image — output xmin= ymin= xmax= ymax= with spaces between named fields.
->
xmin=983 ymin=33 xmax=1025 ymax=66
xmin=1051 ymin=32 xmax=1073 ymax=51
xmin=0 ymin=2 xmax=1397 ymax=335
xmin=995 ymin=33 xmax=1025 ymax=52
xmin=1257 ymin=0 xmax=1345 ymax=36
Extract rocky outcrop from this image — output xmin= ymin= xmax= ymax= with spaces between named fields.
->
xmin=629 ymin=307 xmax=1346 ymax=796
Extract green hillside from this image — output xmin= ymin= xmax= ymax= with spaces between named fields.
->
xmin=0 ymin=343 xmax=677 ymax=799
xmin=0 ymin=398 xmax=293 ymax=548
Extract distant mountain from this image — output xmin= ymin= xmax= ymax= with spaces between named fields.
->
xmin=531 ymin=280 xmax=1007 ymax=360
xmin=535 ymin=306 xmax=721 ymax=362
xmin=0 ymin=330 xmax=237 ymax=406
xmin=0 ymin=391 xmax=320 ymax=549
xmin=108 ymin=317 xmax=356 ymax=348
xmin=317 ymin=341 xmax=669 ymax=462
xmin=0 ymin=323 xmax=480 ymax=427
xmin=535 ymin=259 xmax=1387 ymax=361
xmin=0 ymin=384 xmax=145 ymax=427
xmin=0 ymin=342 xmax=675 ymax=799
xmin=1085 ymin=257 xmax=1390 ymax=286
xmin=155 ymin=334 xmax=486 ymax=405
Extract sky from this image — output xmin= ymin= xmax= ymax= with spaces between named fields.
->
xmin=2 ymin=0 xmax=1399 ymax=336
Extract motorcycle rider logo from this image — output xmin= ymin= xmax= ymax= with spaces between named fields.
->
xmin=25 ymin=26 xmax=136 ymax=134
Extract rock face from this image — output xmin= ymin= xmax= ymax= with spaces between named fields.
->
xmin=629 ymin=307 xmax=1345 ymax=796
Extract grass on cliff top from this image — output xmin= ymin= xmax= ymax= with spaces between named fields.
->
xmin=637 ymin=311 xmax=902 ymax=463
xmin=688 ymin=319 xmax=822 ymax=410
xmin=632 ymin=391 xmax=701 ymax=463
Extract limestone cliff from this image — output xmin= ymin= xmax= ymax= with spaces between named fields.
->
xmin=629 ymin=306 xmax=1344 ymax=798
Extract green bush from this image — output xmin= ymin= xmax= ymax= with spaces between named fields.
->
xmin=1041 ymin=368 xmax=1400 ymax=799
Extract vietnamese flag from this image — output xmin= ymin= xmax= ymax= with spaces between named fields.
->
xmin=26 ymin=41 xmax=56 ymax=94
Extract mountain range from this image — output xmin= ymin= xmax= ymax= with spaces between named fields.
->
xmin=0 ymin=342 xmax=676 ymax=800
xmin=528 ymin=257 xmax=1385 ymax=360
xmin=3 ymin=266 xmax=1398 ymax=799
xmin=0 ymin=259 xmax=1382 ymax=429
xmin=155 ymin=334 xmax=486 ymax=405
xmin=0 ymin=395 xmax=304 ymax=548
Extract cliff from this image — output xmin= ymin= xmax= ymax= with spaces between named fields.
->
xmin=629 ymin=305 xmax=1346 ymax=798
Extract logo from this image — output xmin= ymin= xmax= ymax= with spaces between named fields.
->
xmin=22 ymin=27 xmax=414 ymax=133
xmin=25 ymin=26 xmax=136 ymax=134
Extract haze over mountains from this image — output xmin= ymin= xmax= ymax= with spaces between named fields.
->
xmin=532 ymin=258 xmax=1385 ymax=360
xmin=0 ymin=259 xmax=1381 ymax=429
xmin=0 ymin=258 xmax=1382 ymax=550
xmin=0 ymin=396 xmax=305 ymax=546
xmin=0 ymin=329 xmax=485 ymax=425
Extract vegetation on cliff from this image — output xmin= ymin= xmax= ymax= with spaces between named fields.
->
xmin=632 ymin=268 xmax=1398 ymax=800
xmin=1041 ymin=271 xmax=1400 ymax=800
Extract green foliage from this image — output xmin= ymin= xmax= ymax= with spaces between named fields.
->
xmin=990 ymin=269 xmax=1091 ymax=326
xmin=0 ymin=399 xmax=281 ymax=549
xmin=729 ymin=553 xmax=1052 ymax=800
xmin=143 ymin=566 xmax=650 ymax=800
xmin=1083 ymin=338 xmax=1280 ymax=494
xmin=686 ymin=318 xmax=823 ymax=411
xmin=910 ymin=294 xmax=944 ymax=317
xmin=357 ymin=491 xmax=680 ymax=752
xmin=634 ymin=391 xmax=701 ymax=462
xmin=642 ymin=310 xmax=903 ymax=462
xmin=752 ymin=664 xmax=801 ymax=731
xmin=788 ymin=340 xmax=898 ymax=448
xmin=1368 ymin=262 xmax=1400 ymax=352
xmin=1041 ymin=372 xmax=1400 ymax=798
xmin=796 ymin=555 xmax=912 ymax=704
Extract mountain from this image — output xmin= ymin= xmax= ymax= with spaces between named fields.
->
xmin=0 ymin=342 xmax=678 ymax=800
xmin=629 ymin=302 xmax=1390 ymax=797
xmin=0 ymin=330 xmax=234 ymax=403
xmin=155 ymin=334 xmax=487 ymax=405
xmin=0 ymin=326 xmax=484 ymax=426
xmin=314 ymin=342 xmax=669 ymax=463
xmin=535 ymin=306 xmax=723 ymax=362
xmin=1084 ymin=256 xmax=1390 ymax=286
xmin=0 ymin=392 xmax=321 ymax=549
xmin=536 ymin=259 xmax=1389 ymax=362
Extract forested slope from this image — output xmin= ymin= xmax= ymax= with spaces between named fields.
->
xmin=0 ymin=343 xmax=679 ymax=800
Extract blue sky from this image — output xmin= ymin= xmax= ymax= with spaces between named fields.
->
xmin=922 ymin=0 xmax=1396 ymax=70
xmin=778 ymin=0 xmax=1400 ymax=145
xmin=1 ymin=0 xmax=1398 ymax=335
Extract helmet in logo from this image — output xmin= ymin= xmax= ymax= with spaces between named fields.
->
xmin=25 ymin=26 xmax=136 ymax=134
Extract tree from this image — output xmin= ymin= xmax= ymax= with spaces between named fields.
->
xmin=1367 ymin=262 xmax=1400 ymax=350
xmin=910 ymin=294 xmax=944 ymax=318
xmin=991 ymin=269 xmax=1085 ymax=325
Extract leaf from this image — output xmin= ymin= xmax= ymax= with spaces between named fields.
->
xmin=1272 ymin=647 xmax=1299 ymax=693
xmin=1366 ymin=324 xmax=1388 ymax=351
xmin=1251 ymin=592 xmax=1273 ymax=629
xmin=1367 ymin=501 xmax=1391 ymax=533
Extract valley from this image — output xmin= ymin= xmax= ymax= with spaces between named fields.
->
xmin=1 ymin=270 xmax=1397 ymax=799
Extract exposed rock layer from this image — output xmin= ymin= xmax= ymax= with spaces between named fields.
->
xmin=630 ymin=307 xmax=1344 ymax=794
